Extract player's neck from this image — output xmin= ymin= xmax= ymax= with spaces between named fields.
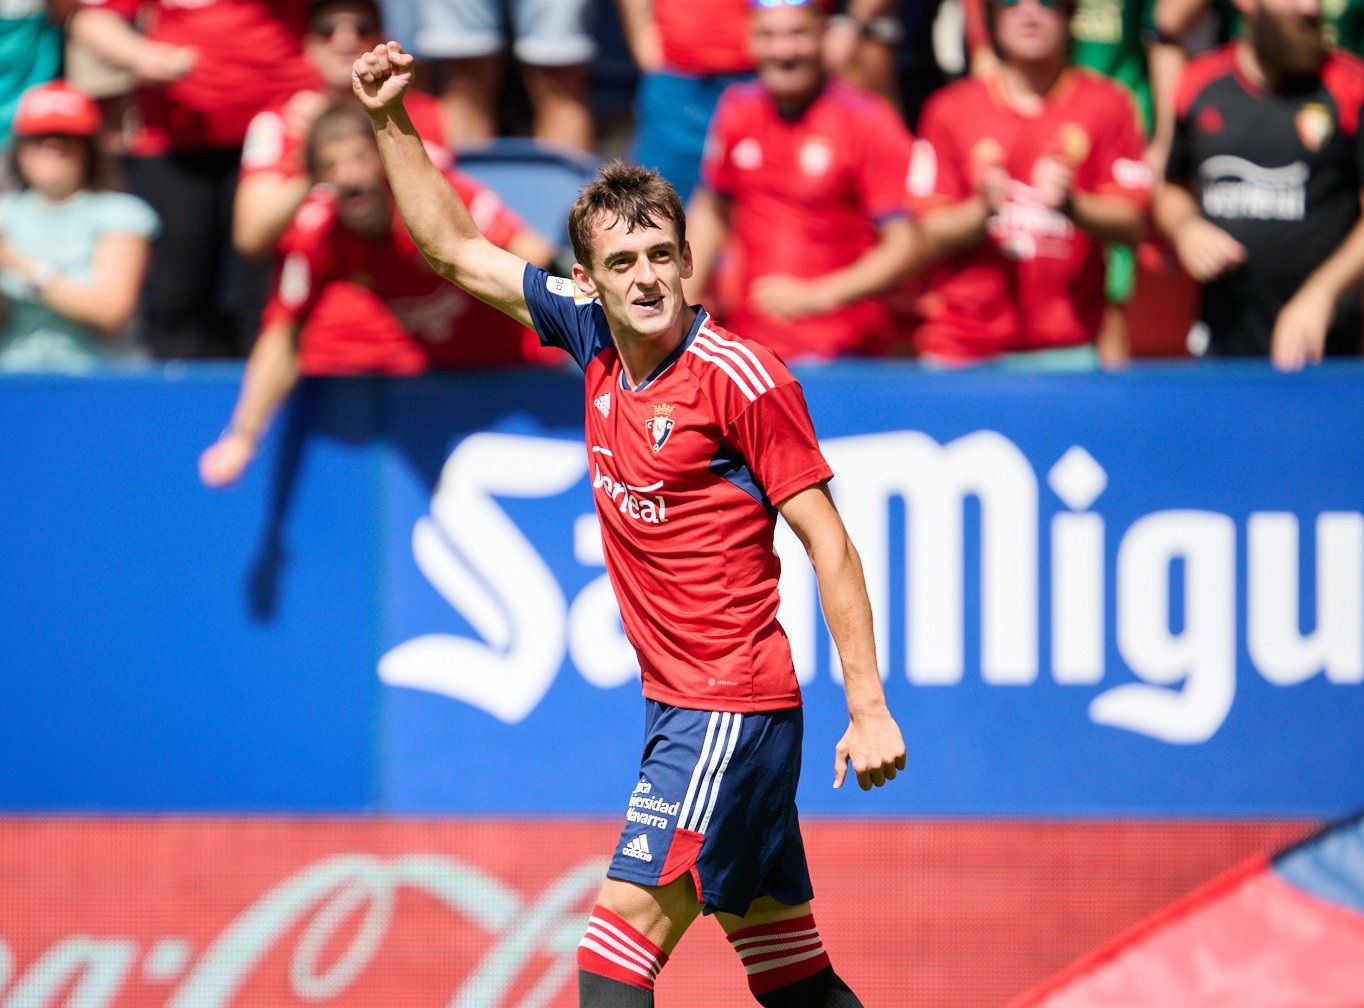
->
xmin=614 ymin=306 xmax=696 ymax=389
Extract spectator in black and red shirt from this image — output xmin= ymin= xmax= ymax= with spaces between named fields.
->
xmin=1155 ymin=0 xmax=1364 ymax=368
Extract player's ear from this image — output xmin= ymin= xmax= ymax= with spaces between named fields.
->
xmin=681 ymin=241 xmax=694 ymax=280
xmin=571 ymin=260 xmax=597 ymax=297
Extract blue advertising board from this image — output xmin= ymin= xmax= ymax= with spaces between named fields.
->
xmin=1 ymin=364 xmax=1361 ymax=816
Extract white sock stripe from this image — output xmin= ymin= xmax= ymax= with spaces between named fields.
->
xmin=730 ymin=926 xmax=821 ymax=952
xmin=741 ymin=946 xmax=830 ymax=976
xmin=578 ymin=936 xmax=658 ymax=981
xmin=584 ymin=917 xmax=660 ymax=970
xmin=734 ymin=935 xmax=825 ymax=962
xmin=678 ymin=711 xmax=721 ymax=828
xmin=697 ymin=713 xmax=742 ymax=834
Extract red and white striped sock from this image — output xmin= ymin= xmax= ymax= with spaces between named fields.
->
xmin=577 ymin=905 xmax=669 ymax=992
xmin=727 ymin=913 xmax=832 ymax=997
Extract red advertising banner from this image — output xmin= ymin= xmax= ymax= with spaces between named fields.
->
xmin=0 ymin=818 xmax=1312 ymax=1006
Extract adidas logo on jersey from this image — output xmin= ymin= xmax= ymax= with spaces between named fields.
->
xmin=622 ymin=834 xmax=653 ymax=862
xmin=594 ymin=393 xmax=611 ymax=418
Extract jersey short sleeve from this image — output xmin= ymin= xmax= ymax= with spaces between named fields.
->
xmin=522 ymin=263 xmax=612 ymax=369
xmin=725 ymin=379 xmax=832 ymax=508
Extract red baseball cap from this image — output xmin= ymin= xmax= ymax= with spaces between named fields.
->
xmin=13 ymin=81 xmax=101 ymax=138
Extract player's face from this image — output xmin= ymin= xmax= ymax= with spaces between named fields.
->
xmin=314 ymin=132 xmax=391 ymax=236
xmin=1247 ymin=0 xmax=1326 ymax=79
xmin=992 ymin=0 xmax=1070 ymax=65
xmin=305 ymin=2 xmax=383 ymax=91
xmin=750 ymin=3 xmax=825 ymax=105
xmin=573 ymin=214 xmax=694 ymax=345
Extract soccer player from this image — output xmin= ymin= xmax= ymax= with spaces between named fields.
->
xmin=907 ymin=0 xmax=1152 ymax=368
xmin=1155 ymin=0 xmax=1364 ymax=368
xmin=685 ymin=0 xmax=920 ymax=362
xmin=352 ymin=39 xmax=907 ymax=1008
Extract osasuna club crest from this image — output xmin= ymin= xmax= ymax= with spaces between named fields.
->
xmin=646 ymin=403 xmax=675 ymax=453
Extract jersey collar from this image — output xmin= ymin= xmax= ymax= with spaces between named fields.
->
xmin=617 ymin=306 xmax=710 ymax=393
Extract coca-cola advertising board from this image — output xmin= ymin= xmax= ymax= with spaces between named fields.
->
xmin=0 ymin=818 xmax=1312 ymax=1007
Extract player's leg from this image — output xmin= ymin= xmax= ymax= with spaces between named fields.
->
xmin=583 ymin=702 xmax=803 ymax=1005
xmin=578 ymin=874 xmax=702 ymax=1007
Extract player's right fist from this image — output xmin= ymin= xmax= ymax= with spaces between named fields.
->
xmin=351 ymin=41 xmax=414 ymax=112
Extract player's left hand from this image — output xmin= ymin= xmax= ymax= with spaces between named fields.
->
xmin=834 ymin=707 xmax=906 ymax=791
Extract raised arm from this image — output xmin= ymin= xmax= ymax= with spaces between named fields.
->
xmin=778 ymin=483 xmax=906 ymax=791
xmin=352 ymin=42 xmax=534 ymax=329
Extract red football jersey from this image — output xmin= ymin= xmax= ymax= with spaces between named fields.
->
xmin=700 ymin=80 xmax=914 ymax=360
xmin=908 ymin=69 xmax=1152 ymax=362
xmin=265 ymin=174 xmax=535 ymax=375
xmin=655 ymin=0 xmax=754 ymax=74
xmin=82 ymin=0 xmax=319 ymax=154
xmin=241 ymin=90 xmax=451 ymax=182
xmin=525 ymin=266 xmax=834 ymax=712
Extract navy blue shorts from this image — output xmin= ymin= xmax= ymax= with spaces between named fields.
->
xmin=606 ymin=700 xmax=813 ymax=917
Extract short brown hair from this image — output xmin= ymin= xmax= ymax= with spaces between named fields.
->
xmin=567 ymin=161 xmax=686 ymax=268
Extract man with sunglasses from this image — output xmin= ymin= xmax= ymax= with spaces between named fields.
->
xmin=235 ymin=0 xmax=449 ymax=261
xmin=908 ymin=0 xmax=1152 ymax=368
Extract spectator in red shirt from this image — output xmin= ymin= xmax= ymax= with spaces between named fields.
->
xmin=198 ymin=104 xmax=556 ymax=489
xmin=234 ymin=0 xmax=450 ymax=260
xmin=908 ymin=0 xmax=1152 ymax=368
xmin=68 ymin=0 xmax=320 ymax=359
xmin=685 ymin=0 xmax=921 ymax=362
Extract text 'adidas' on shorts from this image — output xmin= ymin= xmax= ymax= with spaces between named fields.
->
xmin=607 ymin=700 xmax=814 ymax=917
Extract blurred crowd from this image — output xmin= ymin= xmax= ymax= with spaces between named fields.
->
xmin=1 ymin=0 xmax=1361 ymax=397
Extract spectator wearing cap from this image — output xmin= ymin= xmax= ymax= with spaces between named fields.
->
xmin=0 ymin=80 xmax=159 ymax=370
xmin=67 ymin=0 xmax=319 ymax=360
